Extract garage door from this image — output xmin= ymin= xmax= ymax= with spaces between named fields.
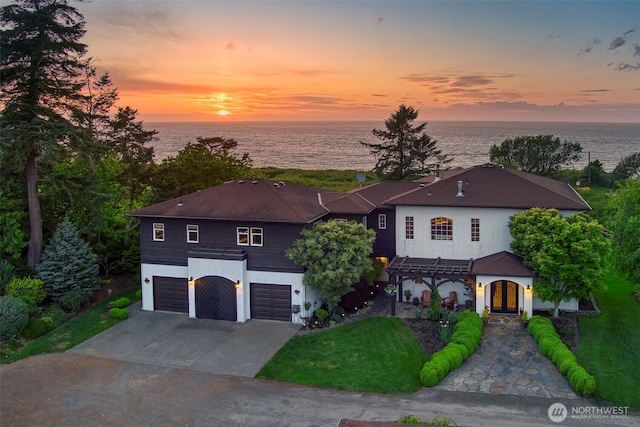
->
xmin=250 ymin=283 xmax=291 ymax=321
xmin=153 ymin=277 xmax=188 ymax=313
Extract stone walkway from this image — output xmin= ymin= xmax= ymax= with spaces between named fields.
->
xmin=435 ymin=321 xmax=580 ymax=399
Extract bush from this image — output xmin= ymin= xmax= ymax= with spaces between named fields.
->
xmin=41 ymin=304 xmax=69 ymax=328
xmin=0 ymin=296 xmax=29 ymax=340
xmin=22 ymin=317 xmax=54 ymax=339
xmin=558 ymin=356 xmax=578 ymax=376
xmin=450 ymin=342 xmax=470 ymax=360
xmin=420 ymin=364 xmax=440 ymax=387
xmin=442 ymin=345 xmax=463 ymax=369
xmin=0 ymin=259 xmax=16 ymax=294
xmin=109 ymin=297 xmax=131 ymax=308
xmin=427 ymin=288 xmax=442 ymax=320
xmin=108 ymin=308 xmax=129 ymax=320
xmin=539 ymin=336 xmax=564 ymax=358
xmin=5 ymin=277 xmax=47 ymax=305
xmin=58 ymin=288 xmax=90 ymax=313
xmin=135 ymin=289 xmax=142 ymax=300
xmin=551 ymin=348 xmax=574 ymax=365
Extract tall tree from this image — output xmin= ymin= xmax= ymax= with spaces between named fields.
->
xmin=489 ymin=135 xmax=582 ymax=176
xmin=509 ymin=208 xmax=610 ymax=318
xmin=361 ymin=104 xmax=451 ymax=180
xmin=612 ymin=152 xmax=640 ymax=180
xmin=1 ymin=0 xmax=90 ymax=269
xmin=286 ymin=220 xmax=376 ymax=313
xmin=609 ymin=179 xmax=640 ymax=285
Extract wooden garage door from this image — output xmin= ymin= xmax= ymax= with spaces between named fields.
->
xmin=250 ymin=283 xmax=291 ymax=321
xmin=153 ymin=277 xmax=188 ymax=313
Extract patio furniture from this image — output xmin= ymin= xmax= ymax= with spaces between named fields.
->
xmin=421 ymin=290 xmax=432 ymax=307
xmin=441 ymin=291 xmax=458 ymax=310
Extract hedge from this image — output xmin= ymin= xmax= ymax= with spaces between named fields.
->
xmin=109 ymin=297 xmax=131 ymax=309
xmin=420 ymin=310 xmax=484 ymax=387
xmin=527 ymin=315 xmax=596 ymax=397
xmin=108 ymin=308 xmax=130 ymax=320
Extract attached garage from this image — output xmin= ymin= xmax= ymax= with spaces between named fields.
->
xmin=250 ymin=283 xmax=292 ymax=321
xmin=153 ymin=277 xmax=188 ymax=313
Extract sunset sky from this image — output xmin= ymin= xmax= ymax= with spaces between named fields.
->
xmin=74 ymin=0 xmax=640 ymax=122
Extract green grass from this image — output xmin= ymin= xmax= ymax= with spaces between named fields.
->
xmin=256 ymin=317 xmax=428 ymax=394
xmin=1 ymin=288 xmax=140 ymax=364
xmin=577 ymin=268 xmax=640 ymax=410
xmin=253 ymin=167 xmax=379 ymax=191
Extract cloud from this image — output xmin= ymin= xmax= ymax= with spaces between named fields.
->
xmin=226 ymin=43 xmax=235 ymax=50
xmin=609 ymin=36 xmax=627 ymax=50
xmin=608 ymin=61 xmax=640 ymax=72
xmin=90 ymin=3 xmax=180 ymax=40
xmin=579 ymin=89 xmax=610 ymax=93
xmin=378 ymin=16 xmax=384 ymax=24
xmin=579 ymin=38 xmax=601 ymax=54
xmin=371 ymin=94 xmax=387 ymax=97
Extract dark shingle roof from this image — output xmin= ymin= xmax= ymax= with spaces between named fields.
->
xmin=386 ymin=164 xmax=590 ymax=211
xmin=128 ymin=179 xmax=329 ymax=223
xmin=472 ymin=251 xmax=535 ymax=277
xmin=349 ymin=181 xmax=424 ymax=207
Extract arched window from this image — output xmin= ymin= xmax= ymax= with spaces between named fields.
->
xmin=431 ymin=217 xmax=453 ymax=240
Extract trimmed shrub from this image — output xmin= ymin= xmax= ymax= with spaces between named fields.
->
xmin=58 ymin=288 xmax=90 ymax=313
xmin=109 ymin=297 xmax=131 ymax=309
xmin=551 ymin=348 xmax=574 ymax=365
xmin=0 ymin=296 xmax=29 ymax=340
xmin=5 ymin=277 xmax=47 ymax=305
xmin=450 ymin=342 xmax=470 ymax=360
xmin=108 ymin=308 xmax=129 ymax=320
xmin=22 ymin=317 xmax=54 ymax=339
xmin=539 ymin=336 xmax=564 ymax=358
xmin=443 ymin=345 xmax=463 ymax=369
xmin=558 ymin=356 xmax=578 ymax=376
xmin=420 ymin=364 xmax=440 ymax=387
xmin=135 ymin=289 xmax=142 ymax=300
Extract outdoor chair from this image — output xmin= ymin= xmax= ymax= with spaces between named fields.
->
xmin=441 ymin=291 xmax=458 ymax=310
xmin=421 ymin=290 xmax=432 ymax=307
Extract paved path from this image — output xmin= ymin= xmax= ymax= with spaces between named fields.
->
xmin=436 ymin=321 xmax=580 ymax=399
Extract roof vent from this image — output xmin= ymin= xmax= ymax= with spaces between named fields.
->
xmin=456 ymin=180 xmax=464 ymax=197
xmin=278 ymin=181 xmax=285 ymax=186
xmin=273 ymin=182 xmax=280 ymax=187
xmin=434 ymin=164 xmax=441 ymax=182
xmin=251 ymin=180 xmax=258 ymax=185
xmin=238 ymin=180 xmax=245 ymax=184
xmin=177 ymin=201 xmax=183 ymax=207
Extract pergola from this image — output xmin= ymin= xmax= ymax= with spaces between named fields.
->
xmin=386 ymin=256 xmax=475 ymax=300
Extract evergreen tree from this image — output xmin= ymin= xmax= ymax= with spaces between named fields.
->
xmin=361 ymin=105 xmax=451 ymax=180
xmin=1 ymin=0 xmax=90 ymax=269
xmin=36 ymin=218 xmax=99 ymax=301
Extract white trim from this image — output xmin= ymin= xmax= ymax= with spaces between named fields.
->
xmin=153 ymin=223 xmax=165 ymax=241
xmin=187 ymin=224 xmax=199 ymax=243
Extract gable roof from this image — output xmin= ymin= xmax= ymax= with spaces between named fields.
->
xmin=348 ymin=181 xmax=424 ymax=208
xmin=319 ymin=192 xmax=375 ymax=215
xmin=472 ymin=251 xmax=535 ymax=277
xmin=128 ymin=179 xmax=330 ymax=223
xmin=386 ymin=164 xmax=591 ymax=211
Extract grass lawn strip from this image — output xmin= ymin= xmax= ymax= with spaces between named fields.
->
xmin=577 ymin=268 xmax=640 ymax=410
xmin=256 ymin=317 xmax=428 ymax=394
xmin=1 ymin=288 xmax=139 ymax=364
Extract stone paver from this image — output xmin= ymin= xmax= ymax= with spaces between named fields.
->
xmin=435 ymin=321 xmax=580 ymax=399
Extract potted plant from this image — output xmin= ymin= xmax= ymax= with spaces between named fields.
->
xmin=404 ymin=289 xmax=412 ymax=303
xmin=384 ymin=284 xmax=396 ymax=296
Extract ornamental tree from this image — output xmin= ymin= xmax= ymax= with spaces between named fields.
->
xmin=286 ymin=220 xmax=376 ymax=313
xmin=509 ymin=208 xmax=610 ymax=318
xmin=490 ymin=135 xmax=582 ymax=176
xmin=36 ymin=218 xmax=99 ymax=302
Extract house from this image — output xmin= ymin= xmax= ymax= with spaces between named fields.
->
xmin=129 ymin=163 xmax=591 ymax=323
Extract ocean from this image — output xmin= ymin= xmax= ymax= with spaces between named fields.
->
xmin=146 ymin=121 xmax=639 ymax=172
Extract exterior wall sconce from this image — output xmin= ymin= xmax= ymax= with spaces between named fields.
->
xmin=477 ymin=282 xmax=482 ymax=289
xmin=144 ymin=277 xmax=150 ymax=284
xmin=188 ymin=277 xmax=195 ymax=286
xmin=526 ymin=285 xmax=531 ymax=291
xmin=235 ymin=280 xmax=241 ymax=290
xmin=294 ymin=289 xmax=300 ymax=295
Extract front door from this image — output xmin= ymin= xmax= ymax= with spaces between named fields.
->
xmin=195 ymin=276 xmax=237 ymax=321
xmin=491 ymin=280 xmax=518 ymax=313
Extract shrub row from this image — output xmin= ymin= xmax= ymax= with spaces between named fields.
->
xmin=109 ymin=297 xmax=131 ymax=309
xmin=527 ymin=315 xmax=596 ymax=397
xmin=420 ymin=310 xmax=484 ymax=387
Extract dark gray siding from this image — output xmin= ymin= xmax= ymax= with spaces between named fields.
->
xmin=368 ymin=208 xmax=396 ymax=258
xmin=140 ymin=218 xmax=305 ymax=273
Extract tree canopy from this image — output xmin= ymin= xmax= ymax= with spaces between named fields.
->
xmin=509 ymin=208 xmax=610 ymax=317
xmin=612 ymin=152 xmax=640 ymax=180
xmin=609 ymin=178 xmax=640 ymax=285
xmin=286 ymin=220 xmax=376 ymax=313
xmin=361 ymin=104 xmax=451 ymax=180
xmin=489 ymin=135 xmax=582 ymax=176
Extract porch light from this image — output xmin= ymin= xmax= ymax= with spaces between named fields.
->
xmin=526 ymin=285 xmax=531 ymax=291
xmin=188 ymin=277 xmax=195 ymax=286
xmin=144 ymin=277 xmax=150 ymax=284
xmin=477 ymin=282 xmax=482 ymax=289
xmin=235 ymin=280 xmax=242 ymax=290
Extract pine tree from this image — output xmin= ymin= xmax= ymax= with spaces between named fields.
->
xmin=37 ymin=218 xmax=99 ymax=302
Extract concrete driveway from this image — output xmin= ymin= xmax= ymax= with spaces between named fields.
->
xmin=69 ymin=301 xmax=300 ymax=377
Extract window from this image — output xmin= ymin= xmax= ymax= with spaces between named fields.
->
xmin=362 ymin=216 xmax=367 ymax=228
xmin=237 ymin=227 xmax=263 ymax=246
xmin=471 ymin=218 xmax=480 ymax=242
xmin=378 ymin=214 xmax=387 ymax=230
xmin=237 ymin=227 xmax=249 ymax=245
xmin=187 ymin=224 xmax=199 ymax=243
xmin=431 ymin=217 xmax=453 ymax=240
xmin=405 ymin=216 xmax=414 ymax=239
xmin=153 ymin=223 xmax=164 ymax=241
xmin=251 ymin=227 xmax=263 ymax=246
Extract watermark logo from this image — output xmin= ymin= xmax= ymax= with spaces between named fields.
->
xmin=547 ymin=403 xmax=629 ymax=423
xmin=548 ymin=403 xmax=567 ymax=423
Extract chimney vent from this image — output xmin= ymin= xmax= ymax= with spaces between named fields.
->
xmin=435 ymin=164 xmax=441 ymax=182
xmin=456 ymin=180 xmax=464 ymax=197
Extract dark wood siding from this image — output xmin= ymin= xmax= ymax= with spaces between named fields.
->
xmin=153 ymin=277 xmax=188 ymax=313
xmin=369 ymin=208 xmax=396 ymax=258
xmin=250 ymin=283 xmax=291 ymax=321
xmin=140 ymin=218 xmax=305 ymax=273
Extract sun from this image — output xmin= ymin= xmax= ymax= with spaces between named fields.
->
xmin=217 ymin=109 xmax=230 ymax=116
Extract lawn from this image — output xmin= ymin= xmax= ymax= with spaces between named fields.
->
xmin=256 ymin=316 xmax=428 ymax=394
xmin=577 ymin=268 xmax=640 ymax=410
xmin=1 ymin=288 xmax=139 ymax=364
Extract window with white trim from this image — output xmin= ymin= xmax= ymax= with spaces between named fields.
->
xmin=153 ymin=223 xmax=164 ymax=241
xmin=237 ymin=227 xmax=250 ymax=245
xmin=378 ymin=214 xmax=387 ymax=229
xmin=405 ymin=216 xmax=414 ymax=239
xmin=251 ymin=227 xmax=263 ymax=246
xmin=431 ymin=217 xmax=453 ymax=240
xmin=187 ymin=224 xmax=199 ymax=243
xmin=471 ymin=218 xmax=480 ymax=242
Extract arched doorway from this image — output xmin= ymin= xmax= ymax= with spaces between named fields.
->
xmin=195 ymin=276 xmax=237 ymax=321
xmin=491 ymin=280 xmax=518 ymax=313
